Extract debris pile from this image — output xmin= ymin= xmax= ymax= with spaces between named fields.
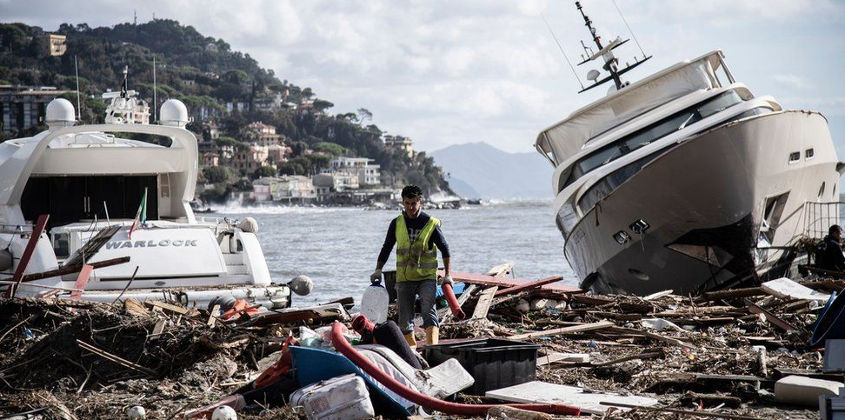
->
xmin=0 ymin=270 xmax=842 ymax=419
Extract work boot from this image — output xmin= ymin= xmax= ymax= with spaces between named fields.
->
xmin=404 ymin=332 xmax=417 ymax=348
xmin=425 ymin=326 xmax=439 ymax=345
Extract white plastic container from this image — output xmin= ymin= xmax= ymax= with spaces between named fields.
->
xmin=361 ymin=280 xmax=389 ymax=324
xmin=290 ymin=374 xmax=375 ymax=420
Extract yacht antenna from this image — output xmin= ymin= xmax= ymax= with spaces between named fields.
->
xmin=153 ymin=55 xmax=157 ymax=122
xmin=541 ymin=14 xmax=584 ymax=90
xmin=121 ymin=66 xmax=129 ymax=98
xmin=611 ymin=0 xmax=648 ymax=60
xmin=576 ymin=1 xmax=622 ymax=90
xmin=573 ymin=1 xmax=652 ymax=93
xmin=74 ymin=55 xmax=81 ymax=121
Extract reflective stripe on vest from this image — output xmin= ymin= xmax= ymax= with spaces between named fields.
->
xmin=395 ymin=214 xmax=440 ymax=282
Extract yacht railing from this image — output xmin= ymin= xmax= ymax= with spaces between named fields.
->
xmin=802 ymin=201 xmax=843 ymax=240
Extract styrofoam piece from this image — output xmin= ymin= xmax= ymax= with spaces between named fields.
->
xmin=641 ymin=318 xmax=684 ymax=332
xmin=774 ymin=375 xmax=843 ymax=407
xmin=485 ymin=380 xmax=658 ymax=415
xmin=761 ymin=278 xmax=831 ymax=301
xmin=211 ymin=406 xmax=237 ymax=420
xmin=290 ymin=373 xmax=375 ymax=420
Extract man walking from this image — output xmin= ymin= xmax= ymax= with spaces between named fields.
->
xmin=371 ymin=185 xmax=451 ymax=347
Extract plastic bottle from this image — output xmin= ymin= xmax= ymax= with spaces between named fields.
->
xmin=361 ymin=278 xmax=389 ymax=324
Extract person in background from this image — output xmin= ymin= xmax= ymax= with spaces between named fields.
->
xmin=371 ymin=185 xmax=451 ymax=347
xmin=815 ymin=224 xmax=845 ymax=273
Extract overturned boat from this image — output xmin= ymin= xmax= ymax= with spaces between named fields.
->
xmin=0 ymin=77 xmax=297 ymax=307
xmin=535 ymin=3 xmax=842 ymax=295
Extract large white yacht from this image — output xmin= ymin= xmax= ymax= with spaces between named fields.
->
xmin=0 ymin=75 xmax=296 ymax=307
xmin=535 ymin=3 xmax=841 ymax=295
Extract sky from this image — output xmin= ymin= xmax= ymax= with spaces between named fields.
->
xmin=2 ymin=0 xmax=844 ymax=154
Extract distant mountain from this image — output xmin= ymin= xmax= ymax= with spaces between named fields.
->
xmin=432 ymin=142 xmax=553 ymax=199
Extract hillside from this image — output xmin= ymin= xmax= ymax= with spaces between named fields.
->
xmin=431 ymin=142 xmax=553 ymax=200
xmin=0 ymin=20 xmax=450 ymax=196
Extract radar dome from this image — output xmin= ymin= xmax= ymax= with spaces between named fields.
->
xmin=46 ymin=98 xmax=75 ymax=128
xmin=159 ymin=99 xmax=188 ymax=127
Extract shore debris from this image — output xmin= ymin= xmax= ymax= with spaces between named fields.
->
xmin=0 ymin=271 xmax=842 ymax=419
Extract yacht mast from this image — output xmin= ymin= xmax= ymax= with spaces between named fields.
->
xmin=576 ymin=1 xmax=623 ymax=90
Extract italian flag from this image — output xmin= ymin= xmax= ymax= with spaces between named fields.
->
xmin=129 ymin=188 xmax=147 ymax=239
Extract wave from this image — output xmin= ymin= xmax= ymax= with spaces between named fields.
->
xmin=209 ymin=201 xmax=363 ymax=215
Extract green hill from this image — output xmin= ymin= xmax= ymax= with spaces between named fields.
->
xmin=0 ymin=20 xmax=451 ymax=196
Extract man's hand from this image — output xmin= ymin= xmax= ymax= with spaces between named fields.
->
xmin=440 ymin=273 xmax=453 ymax=286
xmin=370 ymin=269 xmax=382 ymax=284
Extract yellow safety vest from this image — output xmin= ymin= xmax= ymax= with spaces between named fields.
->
xmin=395 ymin=214 xmax=440 ymax=282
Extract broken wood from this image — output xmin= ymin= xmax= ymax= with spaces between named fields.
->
xmin=746 ymin=300 xmax=796 ymax=332
xmin=471 ymin=286 xmax=498 ymax=319
xmin=509 ymin=320 xmax=614 ymax=340
xmin=600 ymin=401 xmax=763 ymax=419
xmin=69 ymin=265 xmax=93 ymax=301
xmin=76 ymin=339 xmax=156 ymax=376
xmin=145 ymin=300 xmax=190 ymax=315
xmin=494 ymin=276 xmax=564 ymax=297
xmin=18 ymin=256 xmax=131 ymax=283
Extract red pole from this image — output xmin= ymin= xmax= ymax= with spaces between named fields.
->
xmin=441 ymin=283 xmax=465 ymax=320
xmin=6 ymin=214 xmax=49 ymax=298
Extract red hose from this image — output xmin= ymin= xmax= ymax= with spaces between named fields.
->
xmin=330 ymin=322 xmax=580 ymax=416
xmin=441 ymin=283 xmax=466 ymax=320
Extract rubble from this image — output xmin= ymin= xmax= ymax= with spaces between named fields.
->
xmin=0 ymin=273 xmax=841 ymax=419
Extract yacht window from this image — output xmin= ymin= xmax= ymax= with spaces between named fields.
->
xmin=789 ymin=152 xmax=800 ymax=163
xmin=52 ymin=233 xmax=70 ymax=259
xmin=577 ymin=147 xmax=672 ymax=213
xmin=806 ymin=148 xmax=815 ymax=159
xmin=563 ymin=90 xmax=745 ymax=190
xmin=555 ymin=202 xmax=580 ymax=238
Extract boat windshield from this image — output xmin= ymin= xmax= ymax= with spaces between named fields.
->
xmin=562 ymin=90 xmax=745 ymax=191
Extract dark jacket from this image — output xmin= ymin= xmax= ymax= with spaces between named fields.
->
xmin=816 ymin=235 xmax=845 ymax=272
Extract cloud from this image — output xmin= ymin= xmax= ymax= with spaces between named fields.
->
xmin=1 ymin=0 xmax=843 ymax=153
xmin=772 ymin=74 xmax=809 ymax=90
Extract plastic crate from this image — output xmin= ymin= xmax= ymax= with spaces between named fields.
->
xmin=423 ymin=338 xmax=540 ymax=394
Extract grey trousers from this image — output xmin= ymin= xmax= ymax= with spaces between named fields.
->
xmin=395 ymin=279 xmax=438 ymax=334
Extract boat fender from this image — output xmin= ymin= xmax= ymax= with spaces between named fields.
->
xmin=0 ymin=249 xmax=12 ymax=272
xmin=238 ymin=217 xmax=258 ymax=233
xmin=289 ymin=275 xmax=313 ymax=296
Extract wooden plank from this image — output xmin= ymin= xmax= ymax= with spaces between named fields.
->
xmin=494 ymin=276 xmax=564 ymax=297
xmin=537 ymin=351 xmax=590 ymax=366
xmin=485 ymin=262 xmax=514 ymax=277
xmin=449 ymin=270 xmax=581 ymax=292
xmin=485 ymin=380 xmax=658 ymax=415
xmin=123 ymin=298 xmax=151 ymax=317
xmin=207 ymin=304 xmax=220 ymax=327
xmin=745 ymin=300 xmax=796 ymax=332
xmin=643 ymin=290 xmax=673 ymax=301
xmin=509 ymin=320 xmax=614 ymax=340
xmin=471 ymin=286 xmax=498 ymax=319
xmin=6 ymin=214 xmax=49 ymax=298
xmin=607 ymin=326 xmax=696 ymax=349
xmin=61 ymin=224 xmax=121 ymax=268
xmin=145 ymin=300 xmax=189 ymax=315
xmin=70 ymin=264 xmax=93 ymax=301
xmin=20 ymin=256 xmax=130 ymax=283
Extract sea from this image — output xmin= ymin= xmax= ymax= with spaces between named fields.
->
xmin=211 ymin=200 xmax=579 ymax=306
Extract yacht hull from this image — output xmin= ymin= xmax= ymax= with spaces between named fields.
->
xmin=562 ymin=111 xmax=839 ymax=295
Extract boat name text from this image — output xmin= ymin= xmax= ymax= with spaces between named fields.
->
xmin=105 ymin=240 xmax=199 ymax=249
